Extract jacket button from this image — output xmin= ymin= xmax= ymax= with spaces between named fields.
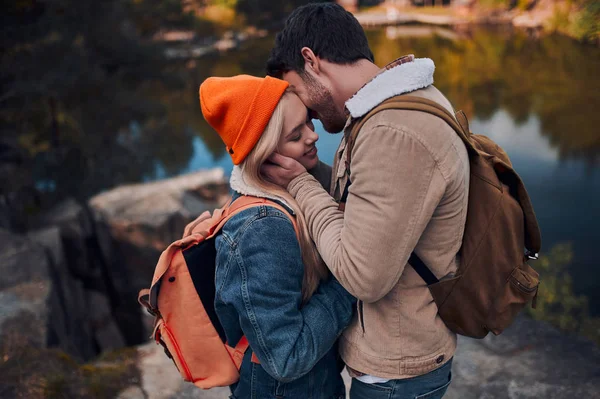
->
xmin=436 ymin=355 xmax=445 ymax=364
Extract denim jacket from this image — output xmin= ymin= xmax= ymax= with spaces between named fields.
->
xmin=214 ymin=193 xmax=355 ymax=398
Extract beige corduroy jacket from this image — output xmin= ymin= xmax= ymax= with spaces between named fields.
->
xmin=290 ymin=58 xmax=470 ymax=379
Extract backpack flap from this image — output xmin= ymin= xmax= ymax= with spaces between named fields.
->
xmin=148 ymin=200 xmax=237 ymax=308
xmin=149 ymin=233 xmax=207 ymax=309
xmin=479 ymin=142 xmax=542 ymax=256
xmin=514 ymin=174 xmax=542 ymax=255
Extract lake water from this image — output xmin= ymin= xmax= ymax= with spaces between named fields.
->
xmin=32 ymin=26 xmax=600 ymax=315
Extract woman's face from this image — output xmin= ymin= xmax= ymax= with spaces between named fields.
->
xmin=277 ymin=93 xmax=320 ymax=170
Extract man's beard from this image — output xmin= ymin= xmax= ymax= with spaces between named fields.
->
xmin=304 ymin=76 xmax=346 ymax=134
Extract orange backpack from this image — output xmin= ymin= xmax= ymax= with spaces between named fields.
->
xmin=138 ymin=196 xmax=297 ymax=389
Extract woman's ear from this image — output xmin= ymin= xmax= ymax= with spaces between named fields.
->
xmin=301 ymin=47 xmax=320 ymax=74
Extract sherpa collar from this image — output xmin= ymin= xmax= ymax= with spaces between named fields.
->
xmin=345 ymin=57 xmax=435 ymax=119
xmin=229 ymin=165 xmax=294 ymax=211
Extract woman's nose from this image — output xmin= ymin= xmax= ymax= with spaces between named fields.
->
xmin=306 ymin=130 xmax=319 ymax=144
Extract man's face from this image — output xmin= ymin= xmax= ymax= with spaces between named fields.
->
xmin=282 ymin=70 xmax=347 ymax=134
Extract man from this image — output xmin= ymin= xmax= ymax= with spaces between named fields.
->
xmin=263 ymin=3 xmax=469 ymax=399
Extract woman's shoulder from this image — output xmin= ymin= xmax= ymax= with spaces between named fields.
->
xmin=221 ymin=203 xmax=296 ymax=241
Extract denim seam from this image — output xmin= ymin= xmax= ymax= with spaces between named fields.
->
xmin=216 ymin=242 xmax=236 ymax=297
xmin=220 ymin=230 xmax=234 ymax=247
xmin=414 ymin=378 xmax=452 ymax=399
xmin=355 ymin=379 xmax=393 ymax=392
xmin=250 ymin=362 xmax=257 ymax=399
xmin=231 ymin=206 xmax=294 ymax=246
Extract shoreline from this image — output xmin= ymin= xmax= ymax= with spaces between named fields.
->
xmin=158 ymin=5 xmax=596 ymax=61
xmin=153 ymin=26 xmax=269 ymax=60
xmin=352 ymin=4 xmax=597 ymax=45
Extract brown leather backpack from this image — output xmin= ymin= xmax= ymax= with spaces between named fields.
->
xmin=344 ymin=95 xmax=541 ymax=339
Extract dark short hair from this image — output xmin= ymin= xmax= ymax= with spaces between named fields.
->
xmin=266 ymin=3 xmax=374 ymax=78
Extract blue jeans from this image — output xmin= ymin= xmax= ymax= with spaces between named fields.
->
xmin=350 ymin=359 xmax=452 ymax=399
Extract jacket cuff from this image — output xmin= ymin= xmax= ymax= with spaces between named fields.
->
xmin=288 ymin=172 xmax=320 ymax=198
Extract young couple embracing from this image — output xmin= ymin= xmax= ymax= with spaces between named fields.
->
xmin=200 ymin=3 xmax=469 ymax=398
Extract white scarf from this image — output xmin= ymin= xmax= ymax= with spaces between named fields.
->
xmin=229 ymin=165 xmax=294 ymax=211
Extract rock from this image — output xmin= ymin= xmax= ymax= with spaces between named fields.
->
xmin=89 ymin=169 xmax=228 ymax=250
xmin=0 ymin=229 xmax=50 ymax=290
xmin=445 ymin=315 xmax=600 ymax=398
xmin=34 ymin=197 xmax=142 ymax=347
xmin=0 ymin=229 xmax=52 ymax=353
xmin=27 ymin=226 xmax=97 ymax=360
xmin=119 ymin=339 xmax=350 ymax=399
xmin=117 ymin=386 xmax=147 ymax=399
xmin=87 ymin=290 xmax=127 ymax=352
xmin=0 ymin=224 xmax=126 ymax=361
xmin=119 ymin=315 xmax=600 ymax=399
xmin=89 ymin=169 xmax=230 ymax=340
xmin=117 ymin=341 xmax=234 ymax=399
xmin=36 ymin=198 xmax=100 ymax=281
xmin=0 ymin=285 xmax=50 ymax=353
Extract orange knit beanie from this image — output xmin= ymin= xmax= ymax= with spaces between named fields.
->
xmin=199 ymin=75 xmax=289 ymax=165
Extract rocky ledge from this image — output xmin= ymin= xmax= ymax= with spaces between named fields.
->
xmin=119 ymin=316 xmax=600 ymax=399
xmin=0 ymin=169 xmax=230 ymax=397
xmin=2 ymin=169 xmax=599 ymax=398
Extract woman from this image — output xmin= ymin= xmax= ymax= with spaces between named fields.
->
xmin=199 ymin=75 xmax=355 ymax=398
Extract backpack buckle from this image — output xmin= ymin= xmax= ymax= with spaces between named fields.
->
xmin=526 ymin=250 xmax=539 ymax=260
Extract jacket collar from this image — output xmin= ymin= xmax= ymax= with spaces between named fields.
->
xmin=345 ymin=56 xmax=435 ymax=120
xmin=230 ymin=165 xmax=294 ymax=213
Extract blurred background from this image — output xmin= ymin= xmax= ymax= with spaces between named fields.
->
xmin=1 ymin=0 xmax=599 ymax=398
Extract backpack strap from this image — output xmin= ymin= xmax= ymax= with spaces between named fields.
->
xmin=228 ymin=336 xmax=260 ymax=368
xmin=342 ymin=94 xmax=541 ymax=285
xmin=340 ymin=95 xmax=474 ymax=207
xmin=138 ymin=288 xmax=153 ymax=315
xmin=207 ymin=196 xmax=298 ymax=239
xmin=341 ymin=95 xmax=480 ymax=285
xmin=345 ymin=95 xmax=475 ymax=175
xmin=341 ymin=95 xmax=471 ymax=206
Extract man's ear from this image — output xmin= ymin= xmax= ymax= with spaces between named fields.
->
xmin=301 ymin=47 xmax=321 ymax=75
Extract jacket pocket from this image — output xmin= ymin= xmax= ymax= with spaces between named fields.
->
xmin=487 ymin=262 xmax=539 ymax=335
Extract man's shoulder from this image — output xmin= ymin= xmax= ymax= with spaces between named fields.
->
xmin=359 ymin=90 xmax=454 ymax=140
xmin=363 ymin=85 xmax=454 ymax=125
xmin=355 ymin=86 xmax=466 ymax=165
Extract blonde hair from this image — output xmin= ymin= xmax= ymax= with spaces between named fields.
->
xmin=240 ymin=92 xmax=329 ymax=302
